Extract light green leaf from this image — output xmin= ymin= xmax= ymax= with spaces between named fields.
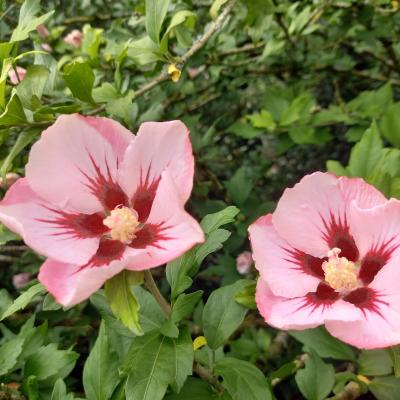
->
xmin=0 ymin=337 xmax=24 ymax=376
xmin=380 ymin=102 xmax=400 ymax=148
xmin=145 ymin=0 xmax=170 ymax=44
xmin=227 ymin=121 xmax=263 ymax=139
xmin=83 ymin=322 xmax=119 ymax=400
xmin=295 ymin=351 xmax=335 ymax=400
xmin=348 ymin=121 xmax=383 ymax=179
xmin=326 ymin=160 xmax=350 ymax=177
xmin=124 ymin=328 xmax=193 ymax=400
xmin=214 ymin=357 xmax=273 ymax=400
xmin=290 ymin=327 xmax=356 ymax=361
xmin=127 ymin=36 xmax=163 ymax=65
xmin=104 ymin=270 xmax=144 ymax=335
xmin=171 ymin=291 xmax=203 ymax=323
xmin=82 ymin=24 xmax=104 ymax=60
xmin=370 ymin=376 xmax=400 ymax=400
xmin=164 ymin=10 xmax=196 ymax=37
xmin=16 ymin=65 xmax=49 ymax=109
xmin=51 ymin=379 xmax=74 ymax=400
xmin=0 ymin=92 xmax=27 ymax=126
xmin=164 ymin=377 xmax=215 ymax=400
xmin=1 ymin=283 xmax=46 ymax=321
xmin=210 ymin=0 xmax=228 ymax=20
xmin=359 ymin=349 xmax=393 ymax=376
xmin=247 ymin=110 xmax=276 ymax=130
xmin=63 ymin=61 xmax=95 ymax=103
xmin=25 ymin=343 xmax=79 ymax=381
xmin=11 ymin=0 xmax=54 ymax=42
xmin=202 ymin=280 xmax=250 ymax=350
xmin=200 ymin=206 xmax=239 ymax=235
xmin=234 ymin=280 xmax=256 ymax=309
xmin=0 ymin=128 xmax=38 ymax=178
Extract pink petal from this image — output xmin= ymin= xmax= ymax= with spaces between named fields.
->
xmin=0 ymin=179 xmax=102 ymax=264
xmin=118 ymin=121 xmax=194 ymax=222
xmin=256 ymin=279 xmax=362 ymax=330
xmin=26 ymin=114 xmax=129 ymax=214
xmin=349 ymin=199 xmax=400 ymax=285
xmin=272 ymin=172 xmax=384 ymax=259
xmin=124 ymin=171 xmax=204 ymax=270
xmin=39 ymin=257 xmax=126 ymax=307
xmin=249 ymin=214 xmax=322 ymax=298
xmin=326 ymin=260 xmax=400 ymax=348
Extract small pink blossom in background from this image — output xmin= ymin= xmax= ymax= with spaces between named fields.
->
xmin=236 ymin=251 xmax=253 ymax=275
xmin=12 ymin=273 xmax=32 ymax=289
xmin=41 ymin=43 xmax=53 ymax=52
xmin=249 ymin=172 xmax=400 ymax=349
xmin=36 ymin=24 xmax=50 ymax=38
xmin=64 ymin=29 xmax=83 ymax=47
xmin=8 ymin=67 xmax=26 ymax=85
xmin=0 ymin=173 xmax=20 ymax=190
xmin=0 ymin=114 xmax=204 ymax=306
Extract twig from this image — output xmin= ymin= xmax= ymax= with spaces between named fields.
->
xmin=0 ymin=245 xmax=29 ymax=253
xmin=134 ymin=0 xmax=237 ymax=99
xmin=193 ymin=363 xmax=224 ymax=394
xmin=0 ymin=255 xmax=18 ymax=262
xmin=143 ymin=270 xmax=171 ymax=317
xmin=327 ymin=382 xmax=362 ymax=400
xmin=271 ymin=0 xmax=295 ymax=47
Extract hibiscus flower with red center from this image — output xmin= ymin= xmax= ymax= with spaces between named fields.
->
xmin=249 ymin=172 xmax=400 ymax=349
xmin=0 ymin=114 xmax=204 ymax=306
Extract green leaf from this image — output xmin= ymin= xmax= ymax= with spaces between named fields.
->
xmin=25 ymin=343 xmax=79 ymax=381
xmin=195 ymin=228 xmax=231 ymax=265
xmin=202 ymin=280 xmax=250 ymax=350
xmin=214 ymin=357 xmax=273 ymax=400
xmin=358 ymin=349 xmax=393 ymax=377
xmin=326 ymin=160 xmax=350 ymax=177
xmin=127 ymin=36 xmax=163 ymax=65
xmin=124 ymin=328 xmax=193 ymax=400
xmin=348 ymin=121 xmax=383 ymax=179
xmin=0 ymin=337 xmax=24 ymax=376
xmin=104 ymin=270 xmax=144 ymax=335
xmin=1 ymin=283 xmax=46 ymax=321
xmin=164 ymin=10 xmax=196 ymax=38
xmin=16 ymin=65 xmax=49 ymax=109
xmin=210 ymin=0 xmax=228 ymax=19
xmin=160 ymin=319 xmax=179 ymax=338
xmin=370 ymin=376 xmax=400 ymax=400
xmin=171 ymin=291 xmax=203 ymax=323
xmin=200 ymin=206 xmax=240 ymax=234
xmin=164 ymin=377 xmax=215 ymax=400
xmin=0 ymin=92 xmax=27 ymax=126
xmin=63 ymin=61 xmax=95 ymax=103
xmin=295 ymin=351 xmax=335 ymax=400
xmin=42 ymin=293 xmax=61 ymax=311
xmin=290 ymin=327 xmax=356 ymax=361
xmin=51 ymin=379 xmax=74 ymax=400
xmin=0 ymin=128 xmax=38 ymax=178
xmin=225 ymin=167 xmax=253 ymax=207
xmin=145 ymin=0 xmax=171 ymax=44
xmin=11 ymin=0 xmax=54 ymax=42
xmin=227 ymin=121 xmax=263 ymax=139
xmin=82 ymin=24 xmax=104 ymax=60
xmin=389 ymin=346 xmax=400 ymax=378
xmin=280 ymin=93 xmax=314 ymax=126
xmin=247 ymin=110 xmax=276 ymax=130
xmin=234 ymin=280 xmax=256 ymax=309
xmin=380 ymin=102 xmax=400 ymax=148
xmin=83 ymin=322 xmax=119 ymax=400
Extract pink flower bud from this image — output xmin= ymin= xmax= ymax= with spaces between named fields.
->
xmin=8 ymin=67 xmax=26 ymax=85
xmin=236 ymin=251 xmax=253 ymax=275
xmin=36 ymin=24 xmax=50 ymax=38
xmin=41 ymin=43 xmax=53 ymax=52
xmin=12 ymin=273 xmax=32 ymax=289
xmin=64 ymin=29 xmax=83 ymax=48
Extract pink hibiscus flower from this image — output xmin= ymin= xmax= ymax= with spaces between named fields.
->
xmin=64 ymin=29 xmax=83 ymax=48
xmin=249 ymin=172 xmax=400 ymax=349
xmin=0 ymin=114 xmax=204 ymax=306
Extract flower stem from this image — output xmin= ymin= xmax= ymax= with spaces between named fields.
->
xmin=144 ymin=270 xmax=171 ymax=317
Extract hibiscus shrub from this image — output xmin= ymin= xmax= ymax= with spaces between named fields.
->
xmin=1 ymin=0 xmax=400 ymax=399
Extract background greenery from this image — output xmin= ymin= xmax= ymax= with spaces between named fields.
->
xmin=1 ymin=0 xmax=400 ymax=399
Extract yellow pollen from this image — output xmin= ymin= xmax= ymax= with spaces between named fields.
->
xmin=322 ymin=247 xmax=359 ymax=292
xmin=103 ymin=206 xmax=139 ymax=244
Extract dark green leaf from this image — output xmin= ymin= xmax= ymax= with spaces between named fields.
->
xmin=63 ymin=61 xmax=95 ymax=103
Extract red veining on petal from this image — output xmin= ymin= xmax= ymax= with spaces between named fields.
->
xmin=307 ymin=282 xmax=340 ymax=304
xmin=80 ymin=238 xmax=125 ymax=269
xmin=129 ymin=223 xmax=172 ymax=249
xmin=131 ymin=166 xmax=161 ymax=222
xmin=78 ymin=151 xmax=128 ymax=211
xmin=359 ymin=239 xmax=400 ymax=285
xmin=343 ymin=287 xmax=389 ymax=318
xmin=291 ymin=283 xmax=339 ymax=318
xmin=37 ymin=207 xmax=108 ymax=238
xmin=283 ymin=248 xmax=326 ymax=279
xmin=321 ymin=211 xmax=359 ymax=262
